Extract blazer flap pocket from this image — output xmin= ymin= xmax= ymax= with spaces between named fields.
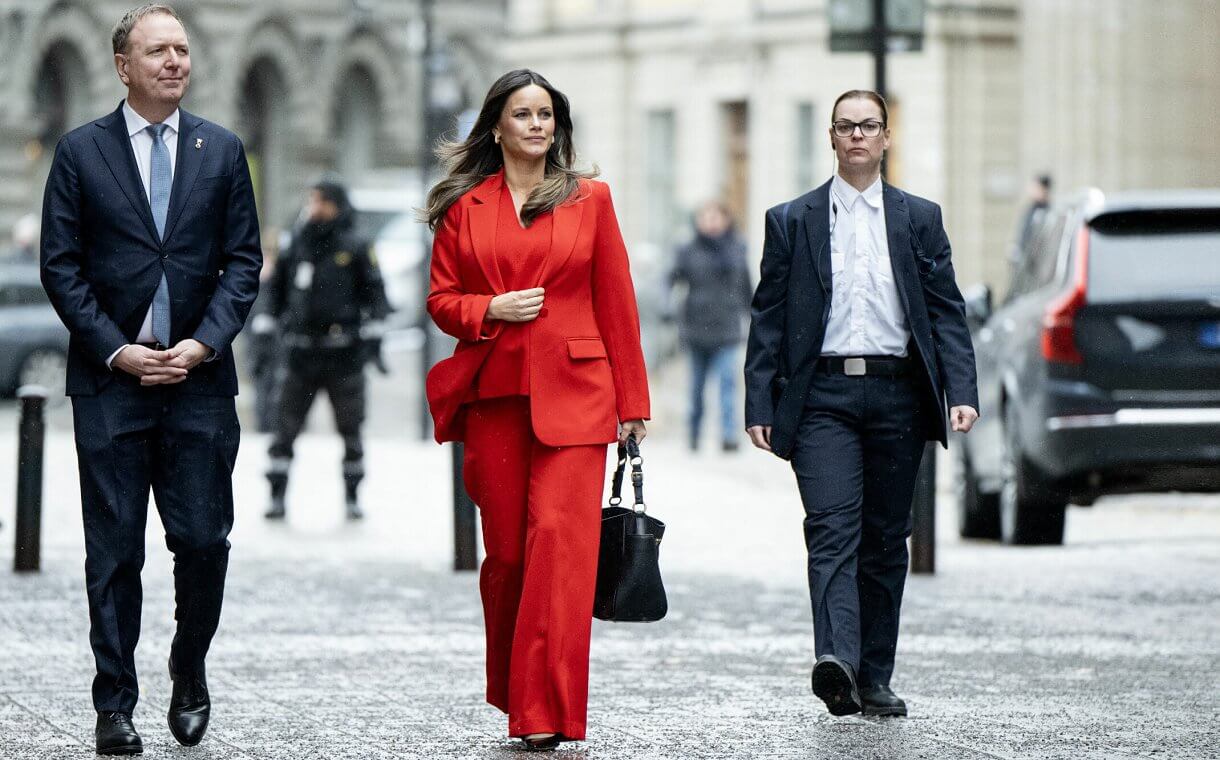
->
xmin=567 ymin=337 xmax=607 ymax=359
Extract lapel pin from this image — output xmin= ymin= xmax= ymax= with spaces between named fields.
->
xmin=195 ymin=138 xmax=203 ymax=149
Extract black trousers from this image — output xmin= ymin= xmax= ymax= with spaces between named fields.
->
xmin=789 ymin=370 xmax=927 ymax=688
xmin=71 ymin=379 xmax=239 ymax=713
xmin=267 ymin=347 xmax=366 ymax=480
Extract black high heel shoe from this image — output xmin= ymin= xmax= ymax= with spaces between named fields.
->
xmin=521 ymin=733 xmax=561 ymax=751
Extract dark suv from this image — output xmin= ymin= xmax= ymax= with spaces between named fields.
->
xmin=0 ymin=263 xmax=70 ymax=396
xmin=957 ymin=190 xmax=1220 ymax=545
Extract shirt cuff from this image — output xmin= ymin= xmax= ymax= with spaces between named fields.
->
xmin=106 ymin=345 xmax=129 ymax=369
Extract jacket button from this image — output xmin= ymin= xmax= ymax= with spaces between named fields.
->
xmin=161 ymin=253 xmax=168 ymax=260
xmin=539 ymin=307 xmax=549 ymax=318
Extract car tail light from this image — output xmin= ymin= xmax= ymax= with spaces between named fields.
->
xmin=1040 ymin=226 xmax=1089 ymax=364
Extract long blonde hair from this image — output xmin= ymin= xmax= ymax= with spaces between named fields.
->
xmin=422 ymin=69 xmax=597 ymax=231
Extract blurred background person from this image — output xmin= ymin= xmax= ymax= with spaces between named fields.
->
xmin=264 ymin=179 xmax=391 ymax=521
xmin=1009 ymin=173 xmax=1052 ymax=277
xmin=243 ymin=230 xmax=283 ymax=434
xmin=667 ymin=199 xmax=752 ymax=452
xmin=5 ymin=213 xmax=39 ymax=262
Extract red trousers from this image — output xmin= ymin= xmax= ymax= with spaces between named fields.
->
xmin=462 ymin=397 xmax=607 ymax=740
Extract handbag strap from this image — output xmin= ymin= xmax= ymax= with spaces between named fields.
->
xmin=608 ymin=435 xmax=646 ymax=513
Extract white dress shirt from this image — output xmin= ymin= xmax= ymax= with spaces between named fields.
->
xmin=820 ymin=174 xmax=910 ymax=357
xmin=106 ymin=102 xmax=180 ymax=367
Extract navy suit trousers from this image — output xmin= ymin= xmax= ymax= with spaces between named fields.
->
xmin=71 ymin=378 xmax=239 ymax=713
xmin=790 ymin=370 xmax=927 ymax=688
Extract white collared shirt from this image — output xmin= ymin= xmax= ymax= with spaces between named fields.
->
xmin=820 ymin=174 xmax=910 ymax=357
xmin=124 ymin=100 xmax=180 ymax=204
xmin=106 ymin=101 xmax=180 ymax=366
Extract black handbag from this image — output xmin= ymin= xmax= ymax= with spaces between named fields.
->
xmin=593 ymin=435 xmax=667 ymax=622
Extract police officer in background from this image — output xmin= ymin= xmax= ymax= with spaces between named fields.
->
xmin=265 ymin=179 xmax=391 ymax=521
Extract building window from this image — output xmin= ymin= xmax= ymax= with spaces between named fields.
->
xmin=796 ymin=102 xmax=816 ymax=192
xmin=721 ymin=101 xmax=749 ymax=229
xmin=646 ymin=109 xmax=677 ymax=249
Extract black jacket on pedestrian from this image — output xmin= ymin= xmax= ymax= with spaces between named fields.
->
xmin=268 ymin=212 xmax=390 ymax=341
xmin=744 ymin=180 xmax=979 ymax=458
xmin=669 ymin=230 xmax=753 ymax=349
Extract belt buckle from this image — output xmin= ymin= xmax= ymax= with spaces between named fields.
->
xmin=844 ymin=357 xmax=867 ymax=376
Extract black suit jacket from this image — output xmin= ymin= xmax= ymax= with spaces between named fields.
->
xmin=40 ymin=102 xmax=261 ymax=396
xmin=744 ymin=179 xmax=978 ymax=459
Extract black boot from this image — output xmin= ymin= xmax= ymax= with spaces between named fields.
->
xmin=343 ymin=471 xmax=364 ymax=520
xmin=265 ymin=472 xmax=287 ymax=520
xmin=344 ymin=463 xmax=361 ymax=522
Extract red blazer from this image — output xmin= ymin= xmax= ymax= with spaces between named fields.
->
xmin=426 ymin=172 xmax=651 ymax=447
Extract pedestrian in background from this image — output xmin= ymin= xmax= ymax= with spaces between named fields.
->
xmin=744 ymin=90 xmax=978 ymax=719
xmin=5 ymin=213 xmax=39 ymax=262
xmin=39 ymin=4 xmax=261 ymax=753
xmin=245 ymin=232 xmax=282 ymax=433
xmin=423 ymin=68 xmax=650 ymax=751
xmin=668 ymin=199 xmax=752 ymax=452
xmin=264 ymin=179 xmax=391 ymax=521
xmin=1010 ymin=172 xmax=1052 ymax=278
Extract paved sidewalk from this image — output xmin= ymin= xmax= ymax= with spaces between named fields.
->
xmin=1 ymin=421 xmax=1219 ymax=759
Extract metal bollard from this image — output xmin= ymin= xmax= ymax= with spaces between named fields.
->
xmin=14 ymin=385 xmax=48 ymax=573
xmin=452 ymin=442 xmax=478 ymax=571
xmin=910 ymin=441 xmax=937 ymax=575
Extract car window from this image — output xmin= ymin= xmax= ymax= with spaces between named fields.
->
xmin=0 ymin=283 xmax=47 ymax=307
xmin=1032 ymin=213 xmax=1068 ymax=288
xmin=1088 ymin=210 xmax=1220 ymax=302
xmin=353 ymin=210 xmax=399 ymax=242
xmin=1008 ymin=210 xmax=1064 ymax=300
xmin=377 ymin=213 xmax=419 ymax=242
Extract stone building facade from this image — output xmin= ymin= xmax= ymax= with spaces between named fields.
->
xmin=504 ymin=0 xmax=1220 ymax=293
xmin=0 ymin=0 xmax=503 ymax=241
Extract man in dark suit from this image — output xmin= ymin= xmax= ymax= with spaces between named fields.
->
xmin=744 ymin=90 xmax=978 ymax=718
xmin=39 ymin=4 xmax=260 ymax=754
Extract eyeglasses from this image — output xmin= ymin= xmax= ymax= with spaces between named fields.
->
xmin=832 ymin=120 xmax=885 ymax=138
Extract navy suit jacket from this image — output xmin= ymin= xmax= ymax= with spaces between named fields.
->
xmin=744 ymin=179 xmax=978 ymax=459
xmin=40 ymin=102 xmax=261 ymax=396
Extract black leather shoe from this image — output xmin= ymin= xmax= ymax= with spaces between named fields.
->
xmin=860 ymin=684 xmax=908 ymax=717
xmin=95 ymin=711 xmax=142 ymax=755
xmin=811 ymin=655 xmax=862 ymax=716
xmin=167 ymin=659 xmax=210 ymax=746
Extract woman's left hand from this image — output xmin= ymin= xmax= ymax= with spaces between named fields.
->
xmin=619 ymin=419 xmax=647 ymax=445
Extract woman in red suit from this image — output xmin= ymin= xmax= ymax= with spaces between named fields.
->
xmin=422 ymin=69 xmax=650 ymax=751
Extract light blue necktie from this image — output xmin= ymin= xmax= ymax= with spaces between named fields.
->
xmin=147 ymin=123 xmax=172 ymax=347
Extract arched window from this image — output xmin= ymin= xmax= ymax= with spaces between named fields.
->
xmin=239 ymin=58 xmax=291 ymax=227
xmin=33 ymin=40 xmax=90 ymax=154
xmin=333 ymin=64 xmax=381 ymax=181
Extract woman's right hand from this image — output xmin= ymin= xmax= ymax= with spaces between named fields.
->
xmin=487 ymin=288 xmax=545 ymax=322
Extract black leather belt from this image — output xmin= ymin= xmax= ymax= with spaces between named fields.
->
xmin=816 ymin=356 xmax=912 ymax=376
xmin=136 ymin=342 xmax=167 ymax=351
